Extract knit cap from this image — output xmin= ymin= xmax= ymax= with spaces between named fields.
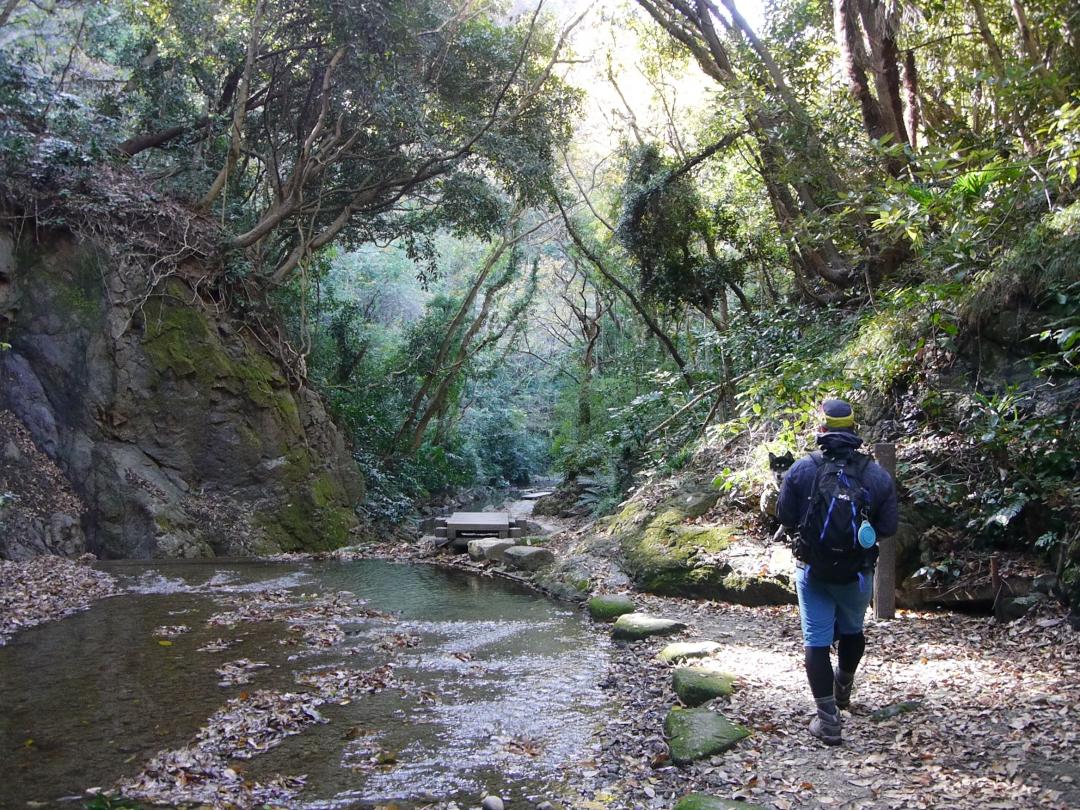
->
xmin=820 ymin=398 xmax=855 ymax=430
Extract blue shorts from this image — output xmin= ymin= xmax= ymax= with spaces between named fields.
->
xmin=795 ymin=564 xmax=874 ymax=647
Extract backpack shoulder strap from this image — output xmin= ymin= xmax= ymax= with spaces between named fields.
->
xmin=798 ymin=452 xmax=827 ymax=531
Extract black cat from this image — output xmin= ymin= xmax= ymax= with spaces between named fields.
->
xmin=759 ymin=450 xmax=795 ymax=519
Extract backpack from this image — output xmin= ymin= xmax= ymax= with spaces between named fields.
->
xmin=795 ymin=452 xmax=876 ymax=584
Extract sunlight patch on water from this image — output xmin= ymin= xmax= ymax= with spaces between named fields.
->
xmin=401 ymin=618 xmax=563 ymax=660
xmin=122 ymin=568 xmax=312 ymax=595
xmin=329 ymin=645 xmax=608 ymax=804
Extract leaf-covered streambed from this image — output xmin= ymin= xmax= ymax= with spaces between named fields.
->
xmin=0 ymin=559 xmax=610 ymax=808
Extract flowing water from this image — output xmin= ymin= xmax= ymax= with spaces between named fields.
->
xmin=0 ymin=558 xmax=610 ymax=808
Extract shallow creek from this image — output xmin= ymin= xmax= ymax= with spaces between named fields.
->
xmin=0 ymin=558 xmax=610 ymax=808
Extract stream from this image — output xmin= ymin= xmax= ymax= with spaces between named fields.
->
xmin=0 ymin=558 xmax=610 ymax=808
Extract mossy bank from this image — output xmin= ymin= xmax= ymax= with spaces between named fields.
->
xmin=604 ymin=490 xmax=795 ymax=606
xmin=0 ymin=229 xmax=362 ymax=559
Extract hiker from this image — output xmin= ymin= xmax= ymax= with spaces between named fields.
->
xmin=777 ymin=398 xmax=898 ymax=745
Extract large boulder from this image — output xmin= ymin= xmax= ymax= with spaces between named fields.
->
xmin=0 ymin=231 xmax=362 ymax=558
xmin=664 ymin=707 xmax=749 ymax=765
xmin=606 ymin=497 xmax=795 ymax=605
xmin=611 ymin=613 xmax=687 ymax=641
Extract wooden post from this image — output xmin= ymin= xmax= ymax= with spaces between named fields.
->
xmin=990 ymin=552 xmax=1002 ymax=614
xmin=873 ymin=442 xmax=897 ymax=620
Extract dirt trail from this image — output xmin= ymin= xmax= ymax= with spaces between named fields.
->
xmin=570 ymin=592 xmax=1080 ymax=809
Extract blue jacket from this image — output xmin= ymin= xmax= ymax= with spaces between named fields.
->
xmin=777 ymin=437 xmax=899 ymax=538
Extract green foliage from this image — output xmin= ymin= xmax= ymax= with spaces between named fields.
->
xmin=615 ymin=143 xmax=741 ymax=313
xmin=273 ymin=234 xmax=551 ymax=519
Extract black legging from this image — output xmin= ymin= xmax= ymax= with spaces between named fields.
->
xmin=805 ymin=632 xmax=866 ymax=700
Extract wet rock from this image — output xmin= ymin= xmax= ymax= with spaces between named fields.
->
xmin=674 ymin=794 xmax=767 ymax=810
xmin=672 ymin=666 xmax=735 ymax=706
xmin=664 ymin=707 xmax=749 ymax=765
xmin=502 ymin=545 xmax=556 ymax=571
xmin=611 ymin=613 xmax=687 ymax=641
xmin=657 ymin=640 xmax=722 ymax=663
xmin=587 ymin=594 xmax=637 ymax=622
xmin=481 ymin=796 xmax=505 ymax=810
xmin=531 ymin=556 xmax=594 ymax=602
xmin=468 ymin=538 xmax=516 ymax=562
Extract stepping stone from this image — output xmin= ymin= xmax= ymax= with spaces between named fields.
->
xmin=587 ymin=594 xmax=636 ymax=622
xmin=611 ymin=613 xmax=687 ymax=641
xmin=657 ymin=640 xmax=722 ymax=663
xmin=502 ymin=545 xmax=555 ymax=571
xmin=673 ymin=666 xmax=735 ymax=706
xmin=467 ymin=538 xmax=516 ymax=562
xmin=664 ymin=707 xmax=749 ymax=765
xmin=674 ymin=794 xmax=766 ymax=810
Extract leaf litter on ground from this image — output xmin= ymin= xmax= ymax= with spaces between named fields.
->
xmin=0 ymin=555 xmax=116 ymax=645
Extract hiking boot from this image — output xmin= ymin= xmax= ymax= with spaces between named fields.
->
xmin=809 ymin=697 xmax=842 ymax=745
xmin=834 ymin=668 xmax=854 ymax=710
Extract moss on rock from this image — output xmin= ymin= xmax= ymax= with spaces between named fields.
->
xmin=611 ymin=495 xmax=795 ymax=605
xmin=257 ymin=490 xmax=355 ymax=553
xmin=141 ymin=283 xmax=358 ymax=553
xmin=588 ymin=594 xmax=637 ymax=622
xmin=664 ymin=707 xmax=749 ymax=765
xmin=673 ymin=666 xmax=736 ymax=706
xmin=142 ymin=292 xmax=234 ymax=386
xmin=658 ymin=641 xmax=723 ymax=664
xmin=616 ymin=501 xmax=733 ymax=599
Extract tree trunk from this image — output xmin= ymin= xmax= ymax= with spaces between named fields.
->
xmin=835 ymin=0 xmax=888 ymax=142
xmin=390 ymin=230 xmax=518 ymax=452
xmin=1010 ymin=0 xmax=1040 ymax=63
xmin=199 ymin=0 xmax=266 ymax=211
xmin=553 ymin=193 xmax=694 ymax=387
xmin=857 ymin=0 xmax=909 ymax=146
xmin=0 ymin=0 xmax=22 ymax=28
xmin=971 ymin=0 xmax=1007 ymax=76
xmin=903 ymin=50 xmax=919 ymax=150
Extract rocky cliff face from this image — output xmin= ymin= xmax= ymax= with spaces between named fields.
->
xmin=0 ymin=229 xmax=363 ymax=559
